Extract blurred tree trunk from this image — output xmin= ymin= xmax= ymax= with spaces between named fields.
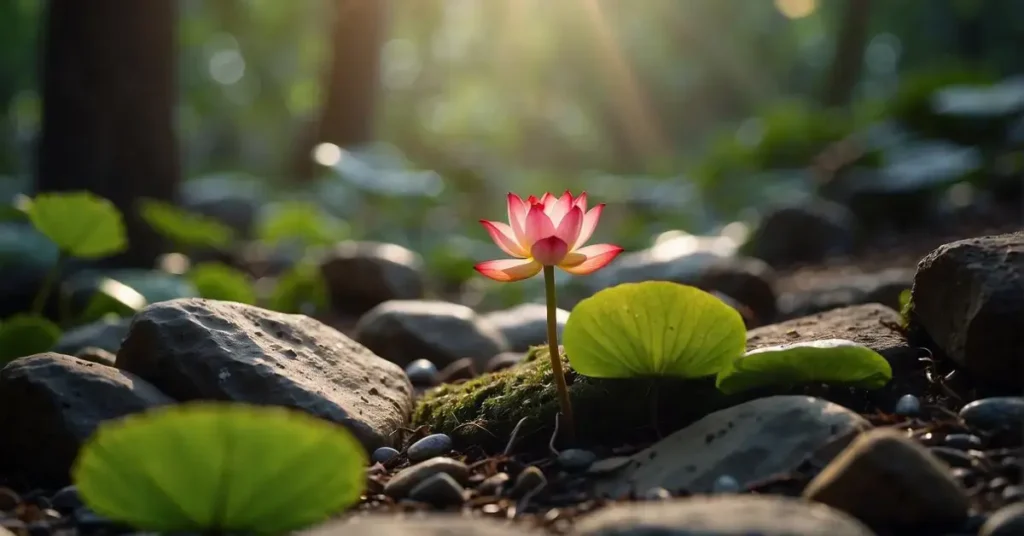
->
xmin=291 ymin=0 xmax=387 ymax=181
xmin=822 ymin=0 xmax=872 ymax=108
xmin=35 ymin=0 xmax=178 ymax=268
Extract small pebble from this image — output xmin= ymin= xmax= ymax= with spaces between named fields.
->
xmin=945 ymin=433 xmax=984 ymax=450
xmin=712 ymin=474 xmax=741 ymax=494
xmin=408 ymin=472 xmax=466 ymax=507
xmin=371 ymin=446 xmax=400 ymax=464
xmin=384 ymin=457 xmax=469 ymax=498
xmin=510 ymin=466 xmax=546 ymax=498
xmin=1002 ymin=485 xmax=1024 ymax=503
xmin=407 ymin=433 xmax=453 ymax=463
xmin=405 ymin=359 xmax=439 ymax=386
xmin=486 ymin=352 xmax=523 ymax=372
xmin=981 ymin=502 xmax=1024 ymax=536
xmin=929 ymin=446 xmax=976 ymax=468
xmin=49 ymin=485 xmax=83 ymax=513
xmin=643 ymin=487 xmax=672 ymax=501
xmin=557 ymin=449 xmax=597 ymax=473
xmin=476 ymin=472 xmax=510 ymax=496
xmin=894 ymin=394 xmax=921 ymax=416
xmin=960 ymin=397 xmax=1024 ymax=434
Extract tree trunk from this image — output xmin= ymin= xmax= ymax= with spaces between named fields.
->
xmin=822 ymin=0 xmax=872 ymax=108
xmin=292 ymin=0 xmax=387 ymax=181
xmin=35 ymin=0 xmax=179 ymax=268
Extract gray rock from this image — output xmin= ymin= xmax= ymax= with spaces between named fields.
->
xmin=383 ymin=457 xmax=469 ymax=498
xmin=0 ymin=353 xmax=174 ymax=486
xmin=711 ymin=474 xmax=741 ymax=494
xmin=319 ymin=241 xmax=425 ymax=315
xmin=371 ymin=447 xmax=400 ymax=465
xmin=592 ymin=396 xmax=870 ymax=498
xmin=303 ymin=515 xmax=530 ymax=536
xmin=960 ymin=397 xmax=1024 ymax=434
xmin=910 ymin=232 xmax=1024 ymax=387
xmin=353 ymin=300 xmax=509 ymax=370
xmin=778 ymin=268 xmax=915 ymax=320
xmin=747 ymin=199 xmax=856 ymax=267
xmin=482 ymin=303 xmax=569 ymax=352
xmin=557 ymin=449 xmax=597 ymax=472
xmin=181 ymin=174 xmax=265 ymax=238
xmin=53 ymin=317 xmax=131 ymax=356
xmin=408 ymin=472 xmax=465 ymax=506
xmin=803 ymin=428 xmax=969 ymax=527
xmin=49 ymin=485 xmax=83 ymax=512
xmin=575 ymin=495 xmax=875 ymax=536
xmin=982 ymin=503 xmax=1024 ymax=536
xmin=894 ymin=394 xmax=921 ymax=416
xmin=404 ymin=359 xmax=438 ymax=386
xmin=747 ymin=303 xmax=918 ymax=377
xmin=407 ymin=433 xmax=453 ymax=463
xmin=116 ymin=298 xmax=413 ymax=451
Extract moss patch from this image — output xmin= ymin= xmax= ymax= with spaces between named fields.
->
xmin=412 ymin=346 xmax=748 ymax=453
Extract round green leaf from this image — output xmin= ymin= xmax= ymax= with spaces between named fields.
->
xmin=188 ymin=262 xmax=256 ymax=305
xmin=257 ymin=201 xmax=350 ymax=247
xmin=73 ymin=402 xmax=368 ymax=534
xmin=715 ymin=339 xmax=894 ymax=395
xmin=27 ymin=192 xmax=126 ymax=258
xmin=563 ymin=281 xmax=747 ymax=379
xmin=138 ymin=198 xmax=234 ymax=249
xmin=76 ymin=278 xmax=148 ymax=325
xmin=0 ymin=314 xmax=61 ymax=364
xmin=268 ymin=262 xmax=328 ymax=314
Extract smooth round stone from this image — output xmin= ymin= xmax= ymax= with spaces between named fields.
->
xmin=712 ymin=474 xmax=741 ymax=494
xmin=929 ymin=446 xmax=975 ymax=468
xmin=371 ymin=446 xmax=400 ymax=464
xmin=48 ymin=485 xmax=83 ymax=512
xmin=960 ymin=397 xmax=1024 ymax=433
xmin=405 ymin=359 xmax=439 ymax=386
xmin=945 ymin=433 xmax=984 ymax=450
xmin=407 ymin=433 xmax=453 ymax=463
xmin=643 ymin=487 xmax=672 ymax=501
xmin=510 ymin=466 xmax=546 ymax=498
xmin=981 ymin=502 xmax=1024 ymax=536
xmin=408 ymin=472 xmax=466 ymax=507
xmin=1002 ymin=485 xmax=1024 ymax=502
xmin=557 ymin=449 xmax=597 ymax=473
xmin=894 ymin=394 xmax=921 ymax=416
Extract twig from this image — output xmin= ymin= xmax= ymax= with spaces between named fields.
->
xmin=504 ymin=417 xmax=530 ymax=456
xmin=549 ymin=413 xmax=562 ymax=456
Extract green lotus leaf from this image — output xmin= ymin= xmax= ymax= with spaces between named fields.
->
xmin=27 ymin=191 xmax=126 ymax=258
xmin=715 ymin=339 xmax=893 ymax=395
xmin=73 ymin=402 xmax=368 ymax=534
xmin=138 ymin=198 xmax=234 ymax=249
xmin=188 ymin=262 xmax=256 ymax=305
xmin=0 ymin=314 xmax=61 ymax=364
xmin=563 ymin=281 xmax=746 ymax=379
xmin=257 ymin=201 xmax=350 ymax=247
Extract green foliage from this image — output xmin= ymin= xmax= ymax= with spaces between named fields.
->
xmin=0 ymin=313 xmax=61 ymax=364
xmin=75 ymin=278 xmax=148 ymax=325
xmin=188 ymin=262 xmax=256 ymax=305
xmin=268 ymin=261 xmax=328 ymax=314
xmin=257 ymin=201 xmax=350 ymax=247
xmin=898 ymin=288 xmax=913 ymax=328
xmin=73 ymin=402 xmax=367 ymax=534
xmin=26 ymin=192 xmax=127 ymax=258
xmin=715 ymin=339 xmax=893 ymax=395
xmin=883 ymin=66 xmax=1000 ymax=142
xmin=563 ymin=281 xmax=746 ymax=379
xmin=138 ymin=198 xmax=235 ymax=250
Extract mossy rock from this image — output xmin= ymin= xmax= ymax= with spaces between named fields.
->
xmin=412 ymin=346 xmax=749 ymax=453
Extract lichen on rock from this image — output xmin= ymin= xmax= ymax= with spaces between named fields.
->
xmin=412 ymin=346 xmax=744 ymax=453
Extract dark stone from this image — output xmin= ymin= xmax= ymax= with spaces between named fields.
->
xmin=319 ymin=241 xmax=425 ymax=315
xmin=747 ymin=199 xmax=857 ymax=267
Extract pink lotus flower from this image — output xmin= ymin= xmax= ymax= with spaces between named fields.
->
xmin=475 ymin=191 xmax=623 ymax=282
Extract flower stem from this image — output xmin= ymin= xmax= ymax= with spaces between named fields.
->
xmin=31 ymin=252 xmax=65 ymax=316
xmin=543 ymin=265 xmax=575 ymax=445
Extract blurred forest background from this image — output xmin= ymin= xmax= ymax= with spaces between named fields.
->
xmin=1 ymin=0 xmax=1022 ymax=315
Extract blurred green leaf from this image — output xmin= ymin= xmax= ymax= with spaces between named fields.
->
xmin=188 ymin=262 xmax=256 ymax=304
xmin=257 ymin=201 xmax=349 ymax=247
xmin=0 ymin=313 xmax=61 ymax=364
xmin=138 ymin=198 xmax=235 ymax=250
xmin=76 ymin=278 xmax=148 ymax=325
xmin=27 ymin=192 xmax=127 ymax=258
xmin=268 ymin=261 xmax=328 ymax=314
